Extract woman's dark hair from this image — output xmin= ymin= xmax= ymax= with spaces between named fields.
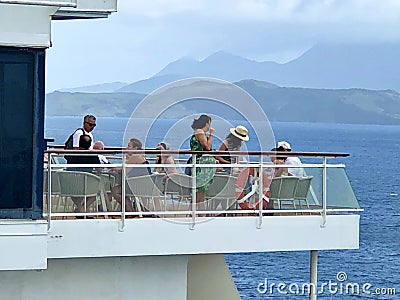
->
xmin=227 ymin=133 xmax=242 ymax=149
xmin=191 ymin=114 xmax=211 ymax=130
xmin=270 ymin=147 xmax=287 ymax=160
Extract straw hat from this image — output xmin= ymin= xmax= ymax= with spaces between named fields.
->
xmin=230 ymin=125 xmax=249 ymax=141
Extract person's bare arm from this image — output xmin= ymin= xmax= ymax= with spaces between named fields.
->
xmin=273 ymin=158 xmax=288 ymax=177
xmin=216 ymin=140 xmax=229 ymax=163
xmin=195 ymin=128 xmax=214 ymax=151
xmin=165 ymin=156 xmax=178 ymax=174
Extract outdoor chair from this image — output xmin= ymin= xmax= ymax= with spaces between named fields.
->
xmin=206 ymin=174 xmax=237 ymax=211
xmin=294 ymin=176 xmax=313 ymax=209
xmin=43 ymin=169 xmax=61 ymax=213
xmin=164 ymin=173 xmax=193 ymax=212
xmin=126 ymin=174 xmax=165 ymax=213
xmin=57 ymin=170 xmax=105 ymax=214
xmin=269 ymin=176 xmax=299 ymax=209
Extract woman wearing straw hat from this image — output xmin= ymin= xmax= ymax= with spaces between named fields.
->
xmin=216 ymin=125 xmax=249 ymax=173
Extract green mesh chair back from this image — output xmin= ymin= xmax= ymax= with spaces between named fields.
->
xmin=269 ymin=176 xmax=299 ymax=209
xmin=164 ymin=173 xmax=193 ymax=211
xmin=206 ymin=174 xmax=237 ymax=210
xmin=58 ymin=171 xmax=101 ymax=197
xmin=294 ymin=176 xmax=313 ymax=208
xmin=43 ymin=170 xmax=61 ymax=212
xmin=56 ymin=170 xmax=102 ymax=213
xmin=126 ymin=174 xmax=164 ymax=211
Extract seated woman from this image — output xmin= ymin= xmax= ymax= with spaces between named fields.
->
xmin=125 ymin=138 xmax=151 ymax=177
xmin=112 ymin=138 xmax=151 ymax=212
xmin=216 ymin=125 xmax=249 ymax=173
xmin=153 ymin=142 xmax=178 ymax=175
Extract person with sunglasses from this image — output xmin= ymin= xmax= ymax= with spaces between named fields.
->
xmin=72 ymin=114 xmax=96 ymax=149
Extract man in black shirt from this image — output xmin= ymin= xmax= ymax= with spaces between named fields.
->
xmin=67 ymin=134 xmax=100 ymax=172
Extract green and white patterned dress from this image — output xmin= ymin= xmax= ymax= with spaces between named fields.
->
xmin=189 ymin=134 xmax=215 ymax=191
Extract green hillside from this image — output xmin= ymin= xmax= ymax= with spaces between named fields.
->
xmin=45 ymin=80 xmax=400 ymax=125
xmin=45 ymin=91 xmax=145 ymax=117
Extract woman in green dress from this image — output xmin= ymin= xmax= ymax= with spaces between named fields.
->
xmin=190 ymin=114 xmax=215 ymax=211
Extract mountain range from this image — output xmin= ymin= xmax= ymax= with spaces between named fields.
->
xmin=115 ymin=43 xmax=400 ymax=94
xmin=48 ymin=43 xmax=400 ymax=125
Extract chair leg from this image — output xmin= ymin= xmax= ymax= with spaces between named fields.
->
xmin=84 ymin=196 xmax=87 ymax=215
xmin=133 ymin=196 xmax=143 ymax=217
xmin=54 ymin=195 xmax=62 ymax=212
xmin=301 ymin=199 xmax=311 ymax=215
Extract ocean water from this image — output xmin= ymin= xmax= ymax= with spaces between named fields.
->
xmin=45 ymin=116 xmax=400 ymax=299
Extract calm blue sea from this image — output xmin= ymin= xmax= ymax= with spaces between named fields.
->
xmin=45 ymin=116 xmax=400 ymax=299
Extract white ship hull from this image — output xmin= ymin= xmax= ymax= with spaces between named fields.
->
xmin=0 ymin=253 xmax=240 ymax=300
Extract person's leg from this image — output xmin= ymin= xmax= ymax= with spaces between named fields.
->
xmin=125 ymin=197 xmax=134 ymax=212
xmin=71 ymin=196 xmax=84 ymax=213
xmin=196 ymin=190 xmax=206 ymax=212
xmin=112 ymin=185 xmax=123 ymax=210
xmin=86 ymin=196 xmax=97 ymax=212
xmin=112 ymin=185 xmax=136 ymax=213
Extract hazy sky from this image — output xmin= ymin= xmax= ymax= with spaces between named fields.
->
xmin=46 ymin=0 xmax=400 ymax=92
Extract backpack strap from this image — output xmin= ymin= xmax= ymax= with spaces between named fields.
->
xmin=72 ymin=128 xmax=85 ymax=146
xmin=75 ymin=128 xmax=85 ymax=134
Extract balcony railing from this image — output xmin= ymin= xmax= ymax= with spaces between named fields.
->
xmin=43 ymin=149 xmax=362 ymax=230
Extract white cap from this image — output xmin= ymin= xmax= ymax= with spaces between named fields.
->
xmin=277 ymin=141 xmax=291 ymax=150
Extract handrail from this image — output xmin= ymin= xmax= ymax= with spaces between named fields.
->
xmin=46 ymin=148 xmax=350 ymax=158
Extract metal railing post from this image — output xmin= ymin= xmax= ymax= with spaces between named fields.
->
xmin=190 ymin=154 xmax=196 ymax=230
xmin=321 ymin=156 xmax=327 ymax=227
xmin=257 ymin=154 xmax=263 ymax=229
xmin=47 ymin=154 xmax=52 ymax=231
xmin=119 ymin=156 xmax=126 ymax=231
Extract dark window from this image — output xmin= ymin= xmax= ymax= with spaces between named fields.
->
xmin=0 ymin=47 xmax=45 ymax=218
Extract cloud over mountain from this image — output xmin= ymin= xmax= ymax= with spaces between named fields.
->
xmin=118 ymin=44 xmax=400 ymax=94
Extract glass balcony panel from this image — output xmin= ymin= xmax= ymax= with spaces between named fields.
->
xmin=304 ymin=167 xmax=360 ymax=209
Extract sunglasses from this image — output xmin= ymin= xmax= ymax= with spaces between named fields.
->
xmin=85 ymin=122 xmax=96 ymax=127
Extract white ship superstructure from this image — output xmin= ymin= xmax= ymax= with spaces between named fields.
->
xmin=0 ymin=2 xmax=361 ymax=299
